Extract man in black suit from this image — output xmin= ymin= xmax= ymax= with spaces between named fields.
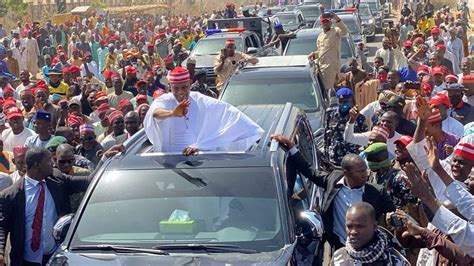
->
xmin=0 ymin=148 xmax=92 ymax=266
xmin=271 ymin=134 xmax=395 ymax=251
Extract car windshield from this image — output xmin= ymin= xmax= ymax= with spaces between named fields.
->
xmin=276 ymin=14 xmax=296 ymax=26
xmin=191 ymin=38 xmax=243 ymax=56
xmin=297 ymin=7 xmax=320 ymax=19
xmin=285 ymin=36 xmax=352 ymax=59
xmin=361 ymin=1 xmax=378 ymax=11
xmin=221 ymin=71 xmax=319 ymax=112
xmin=341 ymin=17 xmax=359 ymax=34
xmin=70 ymin=168 xmax=284 ymax=252
xmin=359 ymin=5 xmax=372 ymax=16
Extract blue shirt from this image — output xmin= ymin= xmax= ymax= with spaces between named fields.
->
xmin=398 ymin=66 xmax=417 ymax=82
xmin=333 ymin=178 xmax=364 ymax=244
xmin=24 ymin=176 xmax=58 ymax=262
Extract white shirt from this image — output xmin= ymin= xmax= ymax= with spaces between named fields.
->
xmin=463 ymin=95 xmax=474 ymax=106
xmin=432 ymin=82 xmax=446 ymax=95
xmin=442 ymin=116 xmax=464 ymax=137
xmin=431 ymin=206 xmax=474 ymax=256
xmin=80 ymin=61 xmax=99 ymax=78
xmin=360 ymin=101 xmax=381 ymax=128
xmin=1 ymin=127 xmax=35 ymax=153
xmin=343 ymin=122 xmax=401 ymax=155
xmin=444 ymin=181 xmax=474 ymax=221
xmin=333 ymin=178 xmax=364 ymax=244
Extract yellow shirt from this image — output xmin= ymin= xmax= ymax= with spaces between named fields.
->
xmin=179 ymin=35 xmax=194 ymax=49
xmin=49 ymin=82 xmax=70 ymax=99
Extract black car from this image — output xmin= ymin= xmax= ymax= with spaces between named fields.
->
xmin=219 ymin=55 xmax=328 ymax=136
xmin=49 ymin=104 xmax=324 ymax=265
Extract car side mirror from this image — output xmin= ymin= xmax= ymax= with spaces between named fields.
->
xmin=53 ymin=213 xmax=74 ymax=244
xmin=246 ymin=47 xmax=258 ymax=54
xmin=299 ymin=210 xmax=324 ymax=238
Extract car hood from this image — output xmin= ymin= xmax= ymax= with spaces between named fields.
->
xmin=359 ymin=15 xmax=373 ymax=21
xmin=187 ymin=55 xmax=219 ymax=69
xmin=51 ymin=244 xmax=295 ymax=265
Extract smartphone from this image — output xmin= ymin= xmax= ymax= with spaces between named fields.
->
xmin=390 ymin=215 xmax=404 ymax=229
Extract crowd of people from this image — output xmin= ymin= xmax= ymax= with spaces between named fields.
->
xmin=0 ymin=0 xmax=470 ymax=265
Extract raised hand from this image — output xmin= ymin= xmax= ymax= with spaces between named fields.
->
xmin=416 ymin=95 xmax=432 ymax=120
xmin=172 ymin=99 xmax=190 ymax=117
xmin=424 ymin=136 xmax=441 ymax=170
xmin=348 ymin=105 xmax=360 ymax=123
xmin=401 ymin=162 xmax=437 ymax=205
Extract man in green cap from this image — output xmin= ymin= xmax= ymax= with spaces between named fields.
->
xmin=365 ymin=142 xmax=416 ymax=209
xmin=46 ymin=136 xmax=94 ymax=171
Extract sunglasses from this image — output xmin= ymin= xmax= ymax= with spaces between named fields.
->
xmin=81 ymin=136 xmax=95 ymax=142
xmin=58 ymin=159 xmax=74 ymax=164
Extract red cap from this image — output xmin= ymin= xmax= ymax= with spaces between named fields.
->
xmin=429 ymin=93 xmax=451 ymax=107
xmin=445 ymin=74 xmax=459 ymax=83
xmin=69 ymin=65 xmax=80 ymax=73
xmin=454 ymin=142 xmax=474 ymax=161
xmin=403 ymin=39 xmax=413 ymax=48
xmin=109 ymin=110 xmax=124 ymax=124
xmin=6 ymin=107 xmax=23 ymax=120
xmin=435 ymin=43 xmax=446 ymax=51
xmin=147 ymin=43 xmax=154 ymax=49
xmin=432 ymin=66 xmax=446 ymax=76
xmin=125 ymin=66 xmax=138 ymax=74
xmin=103 ymin=70 xmax=115 ymax=80
xmin=3 ymin=86 xmax=14 ymax=94
xmin=422 ymin=82 xmax=432 ymax=95
xmin=135 ymin=80 xmax=147 ymax=87
xmin=320 ymin=16 xmax=330 ymax=23
xmin=3 ymin=99 xmax=16 ymax=110
xmin=12 ymin=146 xmax=28 ymax=157
xmin=462 ymin=74 xmax=474 ymax=84
xmin=97 ymin=103 xmax=110 ymax=116
xmin=417 ymin=65 xmax=430 ymax=75
xmin=95 ymin=91 xmax=108 ymax=101
xmin=394 ymin=135 xmax=413 ymax=146
xmin=431 ymin=27 xmax=440 ymax=34
xmin=167 ymin=66 xmax=190 ymax=84
xmin=67 ymin=114 xmax=83 ymax=127
xmin=62 ymin=66 xmax=71 ymax=74
xmin=118 ymin=98 xmax=131 ymax=109
xmin=136 ymin=94 xmax=148 ymax=103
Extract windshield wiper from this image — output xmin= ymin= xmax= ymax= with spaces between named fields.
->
xmin=152 ymin=243 xmax=258 ymax=254
xmin=70 ymin=244 xmax=169 ymax=255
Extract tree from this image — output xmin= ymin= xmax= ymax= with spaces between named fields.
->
xmin=6 ymin=0 xmax=27 ymax=17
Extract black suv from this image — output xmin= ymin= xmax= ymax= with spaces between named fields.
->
xmin=50 ymin=104 xmax=324 ymax=265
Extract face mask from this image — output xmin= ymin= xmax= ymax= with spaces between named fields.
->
xmin=339 ymin=102 xmax=352 ymax=113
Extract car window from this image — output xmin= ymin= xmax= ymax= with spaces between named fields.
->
xmin=222 ymin=72 xmax=320 ymax=113
xmin=341 ymin=38 xmax=353 ymax=59
xmin=284 ymin=38 xmax=316 ymax=56
xmin=191 ymin=38 xmax=244 ymax=56
xmin=276 ymin=14 xmax=297 ymax=26
xmin=284 ymin=36 xmax=352 ymax=60
xmin=249 ymin=34 xmax=260 ymax=48
xmin=70 ymin=168 xmax=285 ymax=252
xmin=245 ymin=36 xmax=253 ymax=49
xmin=359 ymin=5 xmax=372 ymax=16
xmin=297 ymin=7 xmax=321 ymax=20
xmin=341 ymin=17 xmax=359 ymax=34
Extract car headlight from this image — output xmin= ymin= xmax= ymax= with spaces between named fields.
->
xmin=368 ymin=19 xmax=374 ymax=24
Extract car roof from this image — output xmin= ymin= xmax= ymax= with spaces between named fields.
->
xmin=275 ymin=11 xmax=297 ymax=16
xmin=107 ymin=104 xmax=300 ymax=170
xmin=203 ymin=32 xmax=248 ymax=39
xmin=297 ymin=4 xmax=320 ymax=9
xmin=295 ymin=27 xmax=322 ymax=37
xmin=244 ymin=55 xmax=310 ymax=68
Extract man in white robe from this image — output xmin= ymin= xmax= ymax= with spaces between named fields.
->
xmin=144 ymin=67 xmax=263 ymax=154
xmin=24 ymin=32 xmax=40 ymax=77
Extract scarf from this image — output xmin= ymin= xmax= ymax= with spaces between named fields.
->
xmin=346 ymin=229 xmax=388 ymax=263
